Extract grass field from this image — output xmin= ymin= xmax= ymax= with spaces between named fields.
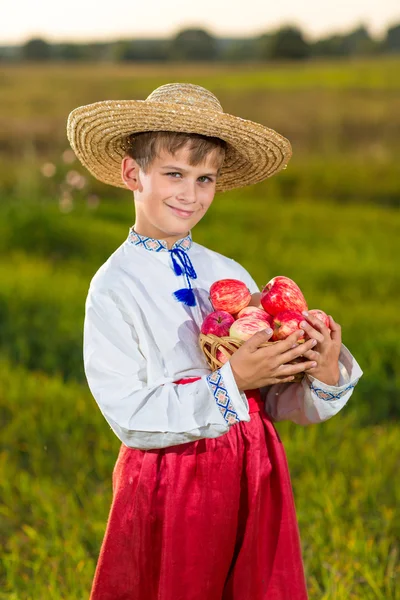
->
xmin=0 ymin=58 xmax=399 ymax=598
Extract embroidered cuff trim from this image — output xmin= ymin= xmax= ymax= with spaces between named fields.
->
xmin=206 ymin=369 xmax=240 ymax=425
xmin=310 ymin=379 xmax=360 ymax=401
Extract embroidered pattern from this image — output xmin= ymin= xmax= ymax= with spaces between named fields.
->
xmin=127 ymin=227 xmax=192 ymax=252
xmin=206 ymin=370 xmax=240 ymax=425
xmin=310 ymin=379 xmax=359 ymax=401
xmin=126 ymin=226 xmax=197 ymax=306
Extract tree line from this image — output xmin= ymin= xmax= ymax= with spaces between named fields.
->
xmin=2 ymin=23 xmax=400 ymax=62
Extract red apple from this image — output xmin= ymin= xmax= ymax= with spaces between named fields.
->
xmin=236 ymin=305 xmax=273 ymax=326
xmin=230 ymin=317 xmax=270 ymax=341
xmin=209 ymin=279 xmax=251 ymax=314
xmin=201 ymin=310 xmax=235 ymax=336
xmin=272 ymin=310 xmax=305 ymax=341
xmin=308 ymin=309 xmax=330 ymax=329
xmin=261 ymin=276 xmax=308 ymax=316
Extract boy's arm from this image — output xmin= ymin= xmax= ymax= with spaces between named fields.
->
xmin=260 ymin=343 xmax=363 ymax=424
xmin=230 ymin=259 xmax=363 ymax=424
xmin=83 ymin=285 xmax=250 ymax=450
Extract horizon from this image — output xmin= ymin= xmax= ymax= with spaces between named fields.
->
xmin=3 ymin=0 xmax=400 ymax=46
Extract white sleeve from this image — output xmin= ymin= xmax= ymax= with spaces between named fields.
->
xmin=260 ymin=343 xmax=363 ymax=425
xmin=83 ymin=286 xmax=250 ymax=450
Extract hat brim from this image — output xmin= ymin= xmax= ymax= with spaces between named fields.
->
xmin=66 ymin=99 xmax=292 ymax=193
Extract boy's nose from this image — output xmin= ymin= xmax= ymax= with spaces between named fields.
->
xmin=178 ymin=181 xmax=197 ymax=204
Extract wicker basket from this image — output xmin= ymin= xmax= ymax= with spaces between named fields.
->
xmin=198 ymin=332 xmax=304 ymax=383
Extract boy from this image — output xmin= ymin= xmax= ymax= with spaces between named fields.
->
xmin=67 ymin=83 xmax=362 ymax=599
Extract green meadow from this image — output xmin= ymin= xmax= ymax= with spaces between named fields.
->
xmin=1 ymin=58 xmax=399 ymax=598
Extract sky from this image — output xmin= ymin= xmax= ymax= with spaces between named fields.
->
xmin=3 ymin=0 xmax=400 ymax=45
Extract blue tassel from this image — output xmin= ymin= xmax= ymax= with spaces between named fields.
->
xmin=173 ymin=287 xmax=197 ymax=306
xmin=172 ymin=261 xmax=183 ymax=276
xmin=170 ymin=246 xmax=198 ymax=307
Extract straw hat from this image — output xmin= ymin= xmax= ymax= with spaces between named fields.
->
xmin=66 ymin=82 xmax=292 ymax=193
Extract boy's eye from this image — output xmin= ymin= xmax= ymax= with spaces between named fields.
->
xmin=166 ymin=172 xmax=212 ymax=183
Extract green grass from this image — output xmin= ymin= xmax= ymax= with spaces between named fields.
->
xmin=1 ymin=356 xmax=399 ymax=599
xmin=0 ymin=59 xmax=399 ymax=598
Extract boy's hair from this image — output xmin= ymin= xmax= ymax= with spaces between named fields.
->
xmin=122 ymin=131 xmax=227 ymax=176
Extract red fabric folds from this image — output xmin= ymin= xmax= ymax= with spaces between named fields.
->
xmin=89 ymin=377 xmax=308 ymax=600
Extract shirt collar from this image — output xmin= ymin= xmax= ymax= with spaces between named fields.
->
xmin=126 ymin=226 xmax=193 ymax=252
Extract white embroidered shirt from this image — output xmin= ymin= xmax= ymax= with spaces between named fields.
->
xmin=83 ymin=226 xmax=363 ymax=450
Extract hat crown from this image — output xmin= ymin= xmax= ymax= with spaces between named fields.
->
xmin=145 ymin=83 xmax=223 ymax=113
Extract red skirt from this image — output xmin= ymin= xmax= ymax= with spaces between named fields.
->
xmin=89 ymin=377 xmax=308 ymax=600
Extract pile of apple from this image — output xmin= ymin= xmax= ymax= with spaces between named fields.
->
xmin=200 ymin=276 xmax=330 ymax=365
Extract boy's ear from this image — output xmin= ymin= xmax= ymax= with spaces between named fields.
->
xmin=121 ymin=156 xmax=140 ymax=191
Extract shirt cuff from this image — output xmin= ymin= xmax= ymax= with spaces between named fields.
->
xmin=205 ymin=361 xmax=250 ymax=425
xmin=305 ymin=343 xmax=363 ymax=401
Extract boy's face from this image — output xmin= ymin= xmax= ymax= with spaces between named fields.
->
xmin=121 ymin=143 xmax=222 ymax=249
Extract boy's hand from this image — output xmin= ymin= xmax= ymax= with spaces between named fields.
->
xmin=229 ymin=329 xmax=319 ymax=392
xmin=298 ymin=312 xmax=341 ymax=386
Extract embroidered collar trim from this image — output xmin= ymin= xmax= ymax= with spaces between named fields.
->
xmin=126 ymin=227 xmax=193 ymax=252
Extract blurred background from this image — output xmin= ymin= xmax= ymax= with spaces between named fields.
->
xmin=1 ymin=1 xmax=399 ymax=598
